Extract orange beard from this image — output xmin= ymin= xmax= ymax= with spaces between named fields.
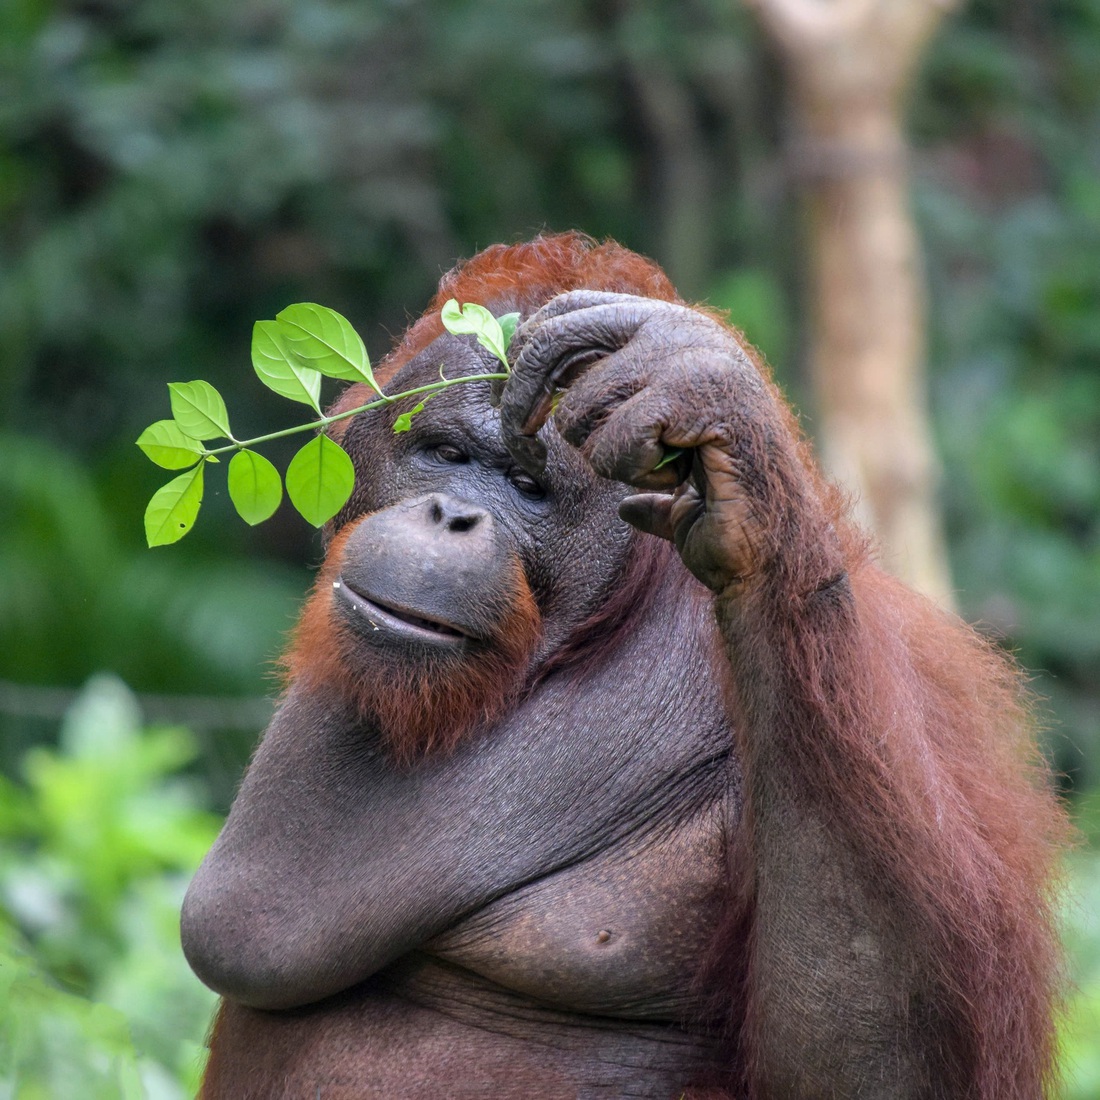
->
xmin=283 ymin=524 xmax=542 ymax=766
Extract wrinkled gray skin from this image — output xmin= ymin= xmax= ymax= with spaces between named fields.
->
xmin=183 ymin=293 xmax=927 ymax=1099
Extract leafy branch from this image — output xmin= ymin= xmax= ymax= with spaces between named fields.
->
xmin=138 ymin=301 xmax=519 ymax=547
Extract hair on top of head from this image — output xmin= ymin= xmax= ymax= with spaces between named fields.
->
xmin=336 ymin=233 xmax=678 ymax=400
xmin=429 ymin=230 xmax=679 ymax=314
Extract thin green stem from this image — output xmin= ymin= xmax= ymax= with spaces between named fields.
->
xmin=201 ymin=372 xmax=508 ymax=458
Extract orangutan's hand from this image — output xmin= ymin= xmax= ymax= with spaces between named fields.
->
xmin=498 ymin=290 xmax=797 ymax=593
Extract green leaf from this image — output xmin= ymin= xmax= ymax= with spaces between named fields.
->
xmin=440 ymin=298 xmax=493 ymax=337
xmin=144 ymin=464 xmax=205 ymax=547
xmin=440 ymin=299 xmax=509 ymax=368
xmin=168 ymin=380 xmax=232 ymax=441
xmin=497 ymin=312 xmax=520 ymax=362
xmin=393 ymin=401 xmax=425 ymax=433
xmin=251 ymin=321 xmax=322 ymax=411
xmin=136 ymin=420 xmax=204 ymax=469
xmin=285 ymin=435 xmax=355 ymax=527
xmin=275 ymin=303 xmax=378 ymax=391
xmin=227 ymin=449 xmax=283 ymax=525
xmin=654 ymin=447 xmax=685 ymax=470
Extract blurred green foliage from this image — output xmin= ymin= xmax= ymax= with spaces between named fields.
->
xmin=1 ymin=0 xmax=1096 ymax=785
xmin=1063 ymin=791 xmax=1100 ymax=1098
xmin=913 ymin=0 xmax=1100 ymax=788
xmin=0 ymin=677 xmax=218 ymax=1097
xmin=0 ymin=0 xmax=1098 ymax=1093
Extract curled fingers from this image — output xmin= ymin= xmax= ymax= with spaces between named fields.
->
xmin=498 ymin=298 xmax=655 ymax=474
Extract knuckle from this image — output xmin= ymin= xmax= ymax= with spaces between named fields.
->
xmin=514 ymin=324 xmax=556 ymax=375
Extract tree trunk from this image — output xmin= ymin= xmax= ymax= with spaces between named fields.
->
xmin=745 ymin=0 xmax=958 ymax=607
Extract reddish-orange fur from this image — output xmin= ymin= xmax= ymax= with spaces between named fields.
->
xmin=700 ymin=368 xmax=1069 ymax=1097
xmin=282 ymin=233 xmax=1068 ymax=1096
xmin=734 ymin=557 xmax=1069 ymax=1098
xmin=327 ymin=231 xmax=681 ymax=435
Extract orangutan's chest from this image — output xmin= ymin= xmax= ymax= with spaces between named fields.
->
xmin=424 ymin=802 xmax=728 ymax=1020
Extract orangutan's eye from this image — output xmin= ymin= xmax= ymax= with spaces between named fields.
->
xmin=431 ymin=443 xmax=468 ymax=464
xmin=509 ymin=469 xmax=545 ymax=500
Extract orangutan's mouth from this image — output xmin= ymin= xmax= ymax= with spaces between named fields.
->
xmin=333 ymin=578 xmax=471 ymax=645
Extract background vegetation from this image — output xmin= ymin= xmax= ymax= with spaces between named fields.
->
xmin=1 ymin=0 xmax=1097 ymax=1094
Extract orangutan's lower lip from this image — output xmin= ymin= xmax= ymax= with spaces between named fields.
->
xmin=333 ymin=579 xmax=471 ymax=644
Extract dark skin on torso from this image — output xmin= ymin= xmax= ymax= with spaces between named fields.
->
xmin=201 ymin=612 xmax=737 ymax=1099
xmin=185 ymin=271 xmax=1065 ymax=1099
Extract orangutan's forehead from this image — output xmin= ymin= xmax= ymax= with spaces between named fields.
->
xmin=394 ymin=332 xmax=498 ymax=387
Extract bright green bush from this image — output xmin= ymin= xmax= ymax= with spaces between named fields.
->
xmin=1061 ymin=791 xmax=1100 ymax=1099
xmin=0 ymin=676 xmax=219 ymax=1098
xmin=1062 ymin=853 xmax=1100 ymax=1098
